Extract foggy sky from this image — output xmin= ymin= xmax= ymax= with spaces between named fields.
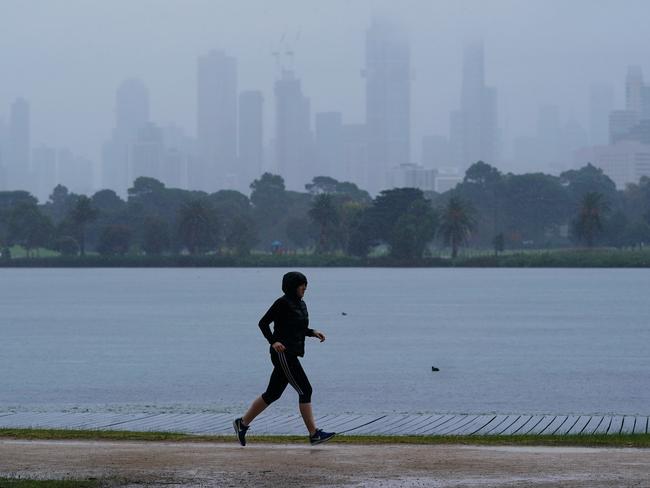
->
xmin=2 ymin=0 xmax=649 ymax=180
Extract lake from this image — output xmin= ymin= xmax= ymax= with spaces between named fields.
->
xmin=1 ymin=268 xmax=648 ymax=416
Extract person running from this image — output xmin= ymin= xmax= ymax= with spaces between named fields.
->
xmin=233 ymin=271 xmax=336 ymax=446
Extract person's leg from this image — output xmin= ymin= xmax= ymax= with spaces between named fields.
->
xmin=243 ymin=351 xmax=288 ymax=426
xmin=299 ymin=402 xmax=317 ymax=435
xmin=277 ymin=351 xmax=315 ymax=435
xmin=241 ymin=395 xmax=268 ymax=426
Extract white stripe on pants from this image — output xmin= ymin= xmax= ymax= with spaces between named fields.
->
xmin=278 ymin=351 xmax=304 ymax=395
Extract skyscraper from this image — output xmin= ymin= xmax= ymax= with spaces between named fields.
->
xmin=162 ymin=148 xmax=186 ymax=189
xmin=32 ymin=144 xmax=57 ymax=202
xmin=457 ymin=41 xmax=498 ymax=169
xmin=342 ymin=123 xmax=368 ymax=186
xmin=589 ymin=84 xmax=614 ymax=145
xmin=197 ymin=50 xmax=238 ymax=191
xmin=315 ymin=112 xmax=344 ymax=180
xmin=130 ymin=122 xmax=164 ymax=182
xmin=162 ymin=124 xmax=193 ymax=189
xmin=274 ymin=69 xmax=312 ymax=191
xmin=102 ymin=79 xmax=150 ymax=195
xmin=364 ymin=16 xmax=411 ymax=194
xmin=608 ymin=66 xmax=650 ymax=144
xmin=8 ymin=97 xmax=31 ymax=191
xmin=238 ymin=90 xmax=264 ymax=190
xmin=115 ymin=78 xmax=150 ymax=141
xmin=625 ymin=66 xmax=643 ymax=114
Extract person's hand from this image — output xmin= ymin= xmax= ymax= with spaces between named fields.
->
xmin=272 ymin=341 xmax=286 ymax=352
xmin=313 ymin=330 xmax=326 ymax=342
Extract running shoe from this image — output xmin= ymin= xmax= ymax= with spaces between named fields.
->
xmin=309 ymin=428 xmax=336 ymax=445
xmin=233 ymin=417 xmax=249 ymax=446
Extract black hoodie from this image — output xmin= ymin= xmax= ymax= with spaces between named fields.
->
xmin=258 ymin=271 xmax=315 ymax=357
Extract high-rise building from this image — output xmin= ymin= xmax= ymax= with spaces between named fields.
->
xmin=102 ymin=79 xmax=150 ymax=195
xmin=8 ymin=98 xmax=31 ymax=191
xmin=274 ymin=69 xmax=312 ymax=191
xmin=162 ymin=124 xmax=193 ymax=189
xmin=607 ymin=66 xmax=650 ymax=145
xmin=625 ymin=66 xmax=644 ymax=114
xmin=131 ymin=122 xmax=164 ymax=182
xmin=483 ymin=86 xmax=499 ymax=161
xmin=575 ymin=141 xmax=650 ymax=189
xmin=196 ymin=50 xmax=238 ymax=191
xmin=315 ymin=112 xmax=344 ymax=180
xmin=589 ymin=84 xmax=614 ymax=145
xmin=457 ymin=41 xmax=498 ymax=169
xmin=162 ymin=148 xmax=186 ymax=189
xmin=364 ymin=16 xmax=411 ymax=194
xmin=32 ymin=144 xmax=57 ymax=203
xmin=115 ymin=79 xmax=150 ymax=141
xmin=238 ymin=90 xmax=264 ymax=190
xmin=610 ymin=110 xmax=639 ymax=144
xmin=342 ymin=123 xmax=368 ymax=187
xmin=582 ymin=67 xmax=650 ymax=187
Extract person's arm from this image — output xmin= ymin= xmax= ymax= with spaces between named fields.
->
xmin=306 ymin=320 xmax=326 ymax=342
xmin=258 ymin=300 xmax=281 ymax=345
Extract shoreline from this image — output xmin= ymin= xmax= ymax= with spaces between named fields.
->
xmin=2 ymin=248 xmax=650 ymax=268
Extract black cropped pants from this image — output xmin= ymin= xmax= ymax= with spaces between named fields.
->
xmin=261 ymin=348 xmax=313 ymax=404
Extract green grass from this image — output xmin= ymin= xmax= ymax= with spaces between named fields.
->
xmin=0 ymin=479 xmax=99 ymax=488
xmin=458 ymin=248 xmax=650 ymax=267
xmin=1 ymin=428 xmax=649 ymax=448
xmin=6 ymin=245 xmax=60 ymax=259
xmin=3 ymin=246 xmax=650 ymax=267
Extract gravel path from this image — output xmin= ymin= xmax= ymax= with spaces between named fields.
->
xmin=1 ymin=439 xmax=649 ymax=487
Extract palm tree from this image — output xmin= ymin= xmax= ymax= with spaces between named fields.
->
xmin=308 ymin=194 xmax=339 ymax=253
xmin=177 ymin=200 xmax=218 ymax=255
xmin=437 ymin=196 xmax=476 ymax=259
xmin=572 ymin=192 xmax=610 ymax=247
xmin=70 ymin=196 xmax=98 ymax=256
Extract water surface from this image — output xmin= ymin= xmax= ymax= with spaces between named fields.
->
xmin=1 ymin=268 xmax=648 ymax=415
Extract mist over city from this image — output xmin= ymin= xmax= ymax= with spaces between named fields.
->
xmin=2 ymin=0 xmax=650 ymax=201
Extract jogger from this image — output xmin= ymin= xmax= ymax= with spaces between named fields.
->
xmin=233 ymin=271 xmax=336 ymax=446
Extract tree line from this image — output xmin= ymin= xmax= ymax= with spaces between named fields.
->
xmin=1 ymin=161 xmax=649 ymax=261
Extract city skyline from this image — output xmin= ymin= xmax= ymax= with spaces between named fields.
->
xmin=2 ymin=1 xmax=650 ymax=199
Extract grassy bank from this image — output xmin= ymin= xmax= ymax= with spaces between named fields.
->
xmin=1 ymin=428 xmax=649 ymax=448
xmin=459 ymin=248 xmax=650 ymax=267
xmin=1 ymin=248 xmax=650 ymax=267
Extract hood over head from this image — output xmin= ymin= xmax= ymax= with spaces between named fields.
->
xmin=282 ymin=271 xmax=308 ymax=298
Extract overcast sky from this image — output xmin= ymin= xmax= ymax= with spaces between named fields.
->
xmin=2 ymin=0 xmax=649 ymax=170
